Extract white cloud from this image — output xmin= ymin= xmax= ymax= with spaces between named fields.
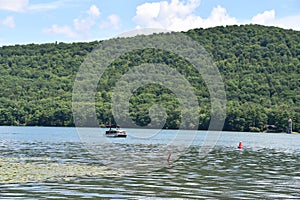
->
xmin=1 ymin=16 xmax=15 ymax=28
xmin=133 ymin=0 xmax=300 ymax=32
xmin=44 ymin=5 xmax=121 ymax=39
xmin=27 ymin=1 xmax=64 ymax=11
xmin=43 ymin=24 xmax=78 ymax=38
xmin=252 ymin=10 xmax=275 ymax=24
xmin=274 ymin=14 xmax=300 ymax=31
xmin=44 ymin=3 xmax=99 ymax=39
xmin=100 ymin=14 xmax=121 ymax=30
xmin=0 ymin=0 xmax=28 ymax=12
xmin=0 ymin=0 xmax=62 ymax=12
xmin=87 ymin=5 xmax=100 ymax=17
xmin=73 ymin=17 xmax=95 ymax=37
xmin=133 ymin=0 xmax=237 ymax=31
xmin=250 ymin=10 xmax=300 ymax=31
xmin=133 ymin=0 xmax=202 ymax=30
xmin=133 ymin=2 xmax=161 ymax=28
xmin=72 ymin=5 xmax=101 ymax=38
xmin=204 ymin=5 xmax=237 ymax=27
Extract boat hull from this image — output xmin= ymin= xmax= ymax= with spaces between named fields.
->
xmin=105 ymin=133 xmax=127 ymax=137
xmin=105 ymin=130 xmax=127 ymax=137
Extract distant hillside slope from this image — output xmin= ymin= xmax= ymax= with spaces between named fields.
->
xmin=186 ymin=25 xmax=300 ymax=132
xmin=0 ymin=25 xmax=299 ymax=132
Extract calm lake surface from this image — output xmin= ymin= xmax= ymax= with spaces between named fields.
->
xmin=0 ymin=126 xmax=299 ymax=199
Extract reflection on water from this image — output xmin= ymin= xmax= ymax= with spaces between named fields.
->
xmin=0 ymin=127 xmax=299 ymax=199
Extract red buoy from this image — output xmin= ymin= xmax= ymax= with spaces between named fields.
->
xmin=238 ymin=141 xmax=243 ymax=149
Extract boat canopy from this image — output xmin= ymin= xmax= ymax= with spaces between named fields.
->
xmin=105 ymin=124 xmax=120 ymax=128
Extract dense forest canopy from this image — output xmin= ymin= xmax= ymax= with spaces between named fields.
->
xmin=0 ymin=24 xmax=299 ymax=132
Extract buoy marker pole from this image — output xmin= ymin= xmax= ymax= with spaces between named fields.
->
xmin=167 ymin=153 xmax=171 ymax=163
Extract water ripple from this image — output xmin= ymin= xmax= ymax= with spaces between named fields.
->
xmin=0 ymin=129 xmax=299 ymax=199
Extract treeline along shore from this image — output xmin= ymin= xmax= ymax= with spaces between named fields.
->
xmin=0 ymin=25 xmax=299 ymax=132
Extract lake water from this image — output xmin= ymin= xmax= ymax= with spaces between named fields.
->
xmin=0 ymin=126 xmax=299 ymax=199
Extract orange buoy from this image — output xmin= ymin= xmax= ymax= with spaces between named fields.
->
xmin=238 ymin=141 xmax=243 ymax=149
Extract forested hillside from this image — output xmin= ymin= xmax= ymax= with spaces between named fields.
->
xmin=0 ymin=25 xmax=299 ymax=132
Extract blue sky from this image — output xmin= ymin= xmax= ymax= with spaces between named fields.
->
xmin=0 ymin=0 xmax=299 ymax=46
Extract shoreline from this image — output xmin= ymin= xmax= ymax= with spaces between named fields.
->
xmin=0 ymin=125 xmax=299 ymax=134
